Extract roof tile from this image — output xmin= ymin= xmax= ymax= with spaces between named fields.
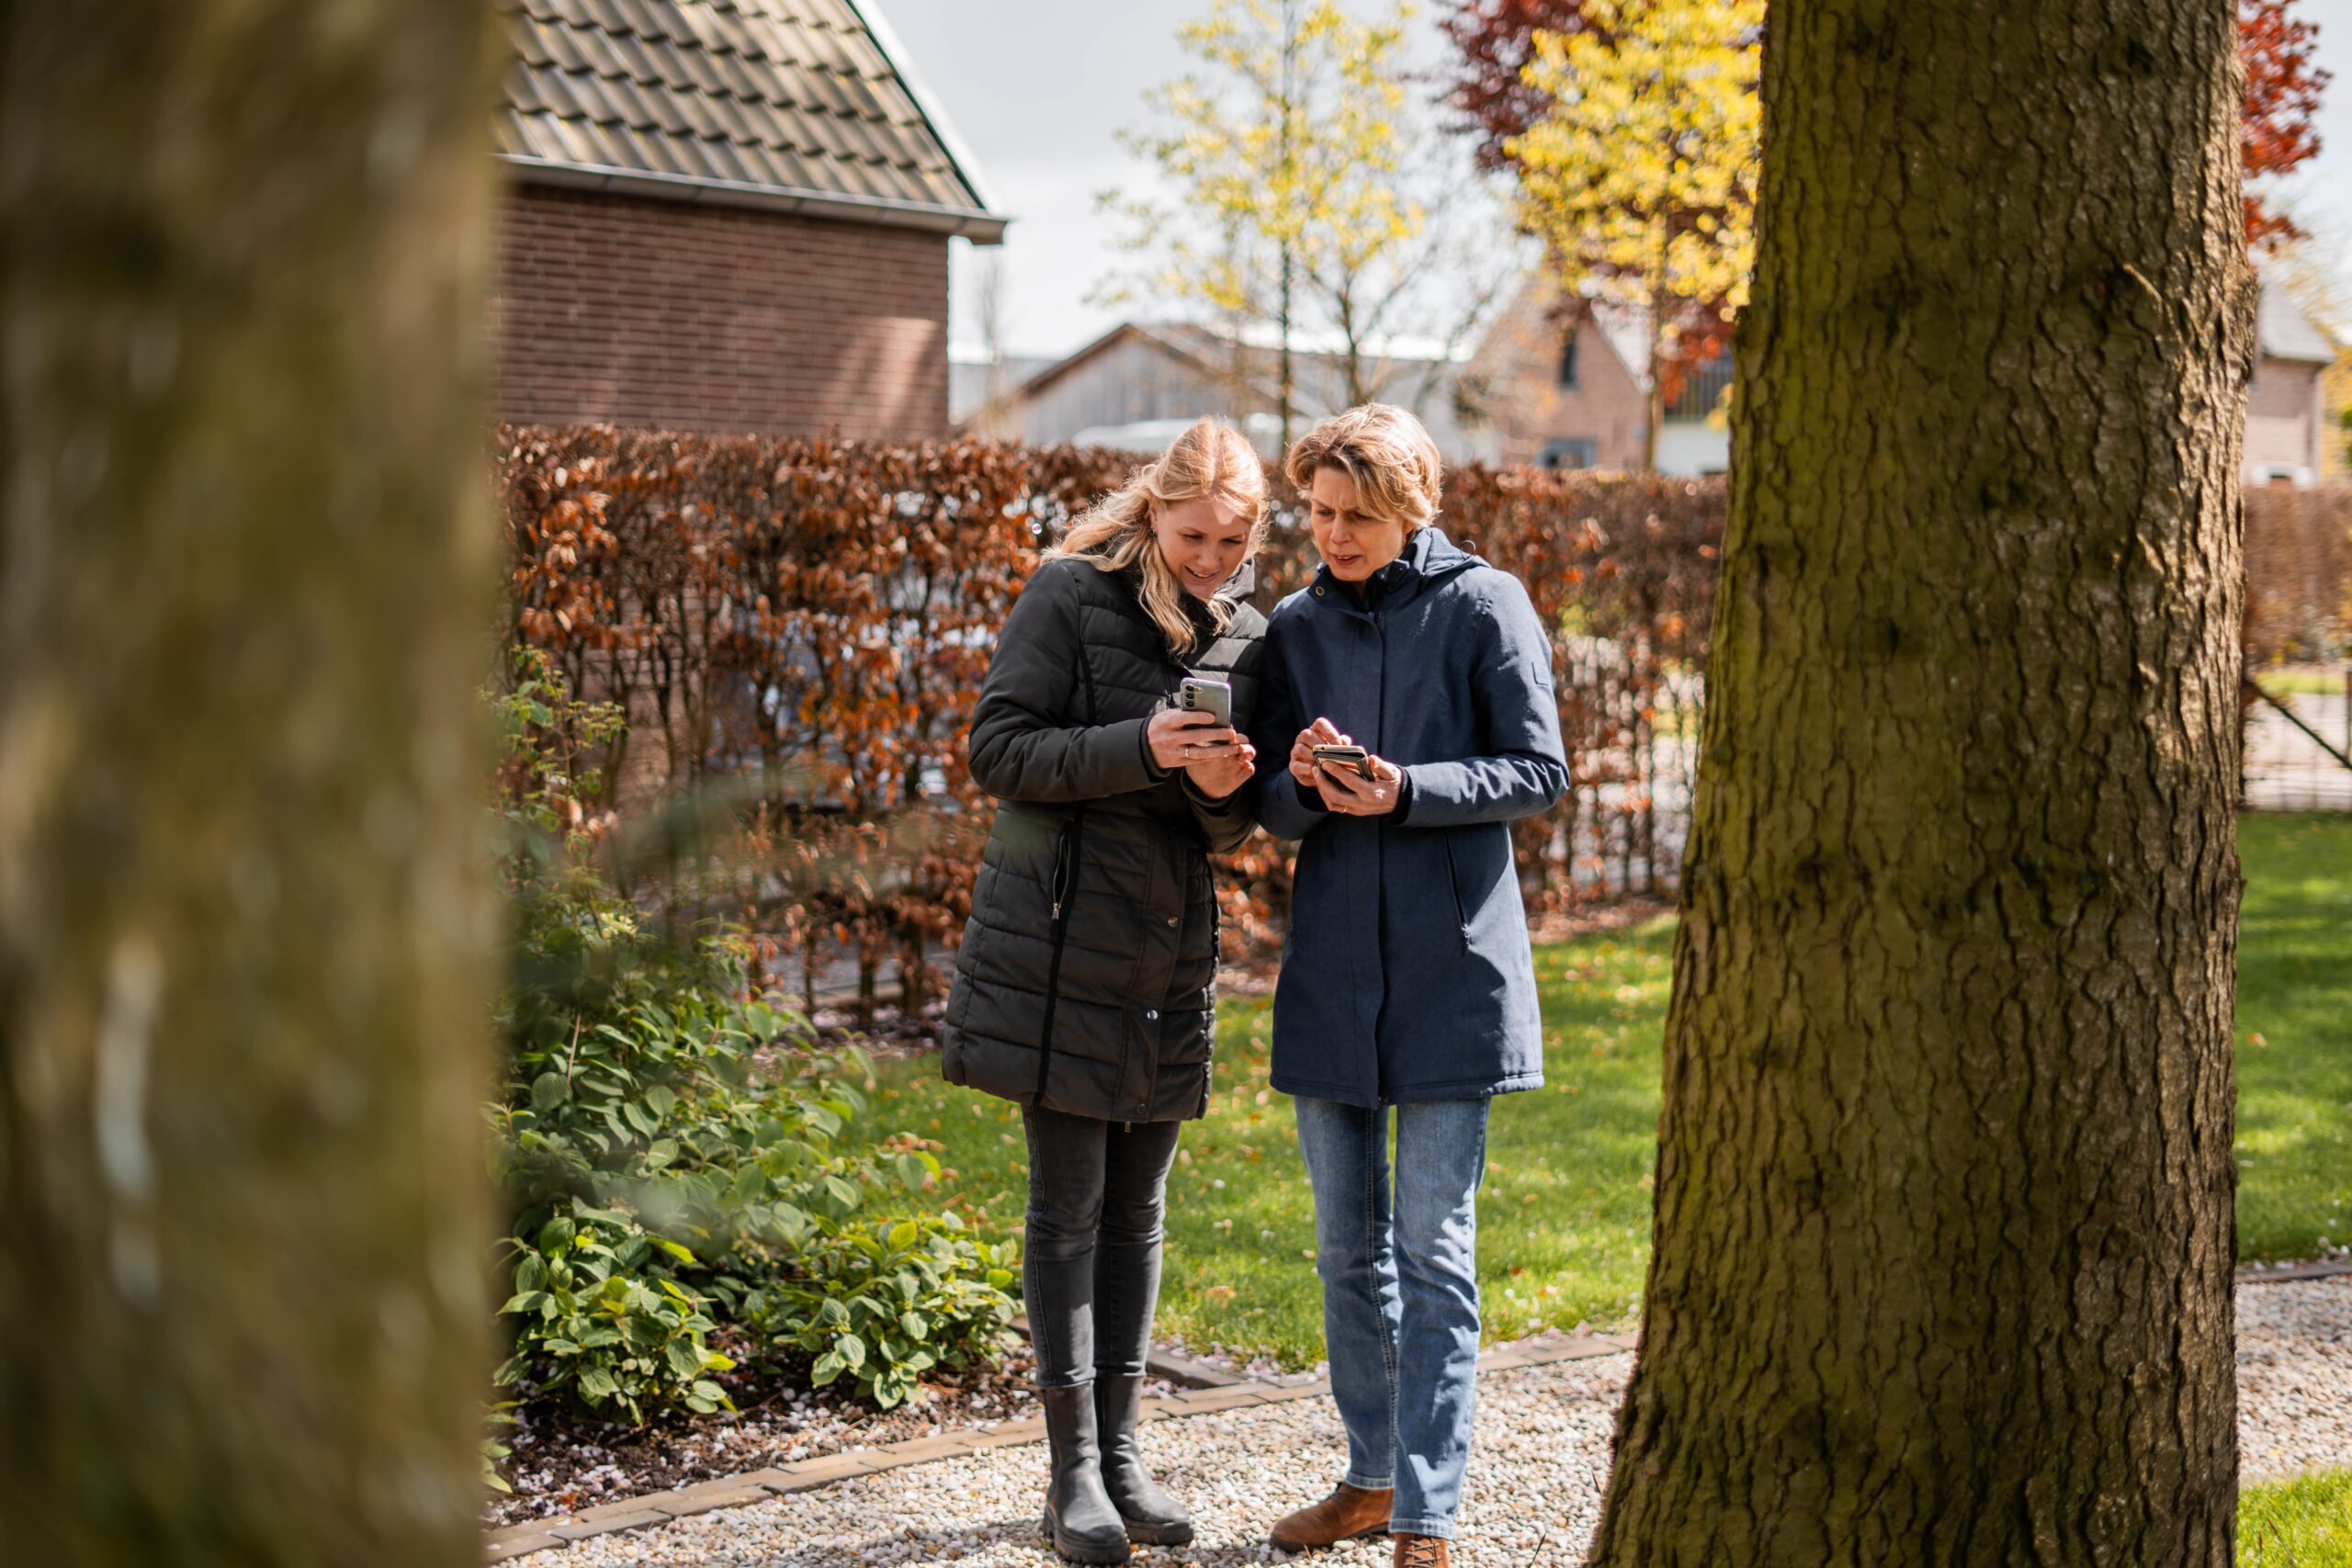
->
xmin=495 ymin=0 xmax=994 ymax=221
xmin=532 ymin=17 xmax=594 ymax=73
xmin=795 ymin=62 xmax=858 ymax=118
xmin=711 ymin=48 xmax=770 ymax=102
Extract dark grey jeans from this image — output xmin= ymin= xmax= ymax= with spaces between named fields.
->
xmin=1021 ymin=1105 xmax=1184 ymax=1389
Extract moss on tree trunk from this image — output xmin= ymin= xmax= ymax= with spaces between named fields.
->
xmin=1591 ymin=1 xmax=2252 ymax=1562
xmin=0 ymin=3 xmax=501 ymax=1562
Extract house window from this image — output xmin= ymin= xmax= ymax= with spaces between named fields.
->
xmin=1665 ymin=346 xmax=1735 ymax=420
xmin=1540 ymin=438 xmax=1598 ymax=470
xmin=1556 ymin=329 xmax=1580 ymax=388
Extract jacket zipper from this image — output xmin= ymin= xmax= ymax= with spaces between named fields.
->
xmin=1033 ymin=813 xmax=1083 ymax=1100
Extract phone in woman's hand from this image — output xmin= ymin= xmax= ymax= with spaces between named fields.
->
xmin=1311 ymin=743 xmax=1375 ymax=781
xmin=1179 ymin=676 xmax=1233 ymax=728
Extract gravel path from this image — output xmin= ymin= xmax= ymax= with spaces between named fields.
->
xmin=2239 ymin=1273 xmax=2352 ymax=1483
xmin=517 ymin=1277 xmax=2352 ymax=1567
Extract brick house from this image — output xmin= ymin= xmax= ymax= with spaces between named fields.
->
xmin=2246 ymin=280 xmax=2340 ymax=489
xmin=492 ymin=0 xmax=1004 ymax=438
xmin=1470 ymin=276 xmax=2340 ymax=486
xmin=1456 ymin=278 xmax=1729 ymax=477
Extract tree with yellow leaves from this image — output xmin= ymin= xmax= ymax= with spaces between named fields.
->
xmin=1101 ymin=0 xmax=1513 ymax=446
xmin=1509 ymin=0 xmax=1761 ymax=471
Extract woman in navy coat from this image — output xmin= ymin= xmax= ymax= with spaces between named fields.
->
xmin=1247 ymin=405 xmax=1567 ymax=1566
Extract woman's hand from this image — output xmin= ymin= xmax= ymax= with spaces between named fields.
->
xmin=1318 ymin=751 xmax=1403 ymax=816
xmin=1148 ymin=707 xmax=1241 ymax=773
xmin=1185 ymin=734 xmax=1258 ymax=799
xmin=1290 ymin=716 xmax=1344 ymax=790
xmin=1292 ymin=716 xmax=1401 ymax=815
xmin=1297 ymin=714 xmax=1402 ymax=816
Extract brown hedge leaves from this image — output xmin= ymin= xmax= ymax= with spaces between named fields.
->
xmin=499 ymin=425 xmax=1726 ymax=1014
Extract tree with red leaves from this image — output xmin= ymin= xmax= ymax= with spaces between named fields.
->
xmin=1442 ymin=0 xmax=2330 ymax=248
xmin=1437 ymin=1 xmax=1596 ymax=174
xmin=2242 ymin=0 xmax=2330 ymax=246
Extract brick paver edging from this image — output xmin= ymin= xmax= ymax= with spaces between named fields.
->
xmin=482 ymin=1330 xmax=1636 ymax=1562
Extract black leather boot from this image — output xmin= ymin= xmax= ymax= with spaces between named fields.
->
xmin=1095 ymin=1373 xmax=1193 ymax=1545
xmin=1040 ymin=1384 xmax=1130 ymax=1564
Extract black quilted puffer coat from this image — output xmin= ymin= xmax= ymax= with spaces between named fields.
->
xmin=942 ymin=556 xmax=1266 ymax=1123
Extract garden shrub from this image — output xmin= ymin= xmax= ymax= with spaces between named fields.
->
xmin=484 ymin=654 xmax=1018 ymax=1424
xmin=738 ymin=1210 xmax=1019 ymax=1410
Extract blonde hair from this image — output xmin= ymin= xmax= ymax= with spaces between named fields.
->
xmin=1048 ymin=417 xmax=1268 ymax=656
xmin=1283 ymin=403 xmax=1443 ymax=532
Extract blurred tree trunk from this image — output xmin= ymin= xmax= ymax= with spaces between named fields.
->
xmin=1592 ymin=1 xmax=2252 ymax=1563
xmin=0 ymin=3 xmax=501 ymax=1564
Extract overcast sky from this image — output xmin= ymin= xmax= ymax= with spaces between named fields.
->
xmin=876 ymin=0 xmax=2352 ymax=360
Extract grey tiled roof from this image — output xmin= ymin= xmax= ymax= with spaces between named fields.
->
xmin=2260 ymin=279 xmax=2338 ymax=366
xmin=498 ymin=0 xmax=1004 ymax=239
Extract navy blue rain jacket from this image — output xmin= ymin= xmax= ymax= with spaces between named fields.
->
xmin=1248 ymin=525 xmax=1568 ymax=1106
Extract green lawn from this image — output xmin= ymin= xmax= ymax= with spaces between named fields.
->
xmin=2241 ymin=1471 xmax=2352 ymax=1566
xmin=874 ymin=813 xmax=2352 ymax=1364
xmin=2236 ymin=815 xmax=2352 ymax=1262
xmin=2255 ymin=668 xmax=2348 ymax=698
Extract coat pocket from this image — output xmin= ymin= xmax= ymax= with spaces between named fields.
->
xmin=1049 ymin=814 xmax=1081 ymax=920
xmin=1441 ymin=831 xmax=1472 ymax=953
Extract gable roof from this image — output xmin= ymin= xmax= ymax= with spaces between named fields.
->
xmin=1007 ymin=322 xmax=1237 ymax=404
xmin=2261 ymin=278 xmax=2338 ymax=366
xmin=497 ymin=0 xmax=1006 ymax=242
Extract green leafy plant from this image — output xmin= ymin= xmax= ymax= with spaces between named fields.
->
xmin=481 ymin=659 xmax=1020 ymax=1433
xmin=482 ymin=1402 xmax=520 ymax=1495
xmin=743 ymin=1209 xmax=1020 ymax=1410
xmin=496 ymin=1202 xmax=733 ymax=1422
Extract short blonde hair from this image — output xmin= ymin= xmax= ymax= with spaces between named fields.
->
xmin=1047 ymin=417 xmax=1268 ymax=655
xmin=1283 ymin=404 xmax=1443 ymax=532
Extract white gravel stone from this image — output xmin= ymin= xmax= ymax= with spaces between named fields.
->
xmin=516 ymin=1276 xmax=2352 ymax=1567
xmin=2238 ymin=1273 xmax=2352 ymax=1483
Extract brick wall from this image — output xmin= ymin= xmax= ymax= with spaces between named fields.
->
xmin=2245 ymin=353 xmax=2324 ymax=483
xmin=1463 ymin=283 xmax=1648 ymax=471
xmin=492 ymin=185 xmax=951 ymax=438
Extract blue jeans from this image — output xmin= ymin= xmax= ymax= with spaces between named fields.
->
xmin=1293 ymin=1095 xmax=1490 ymax=1540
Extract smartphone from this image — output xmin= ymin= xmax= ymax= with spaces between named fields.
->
xmin=1311 ymin=743 xmax=1375 ymax=781
xmin=1178 ymin=675 xmax=1233 ymax=728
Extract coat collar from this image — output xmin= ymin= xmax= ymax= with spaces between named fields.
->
xmin=1113 ymin=557 xmax=1257 ymax=656
xmin=1306 ymin=525 xmax=1476 ymax=616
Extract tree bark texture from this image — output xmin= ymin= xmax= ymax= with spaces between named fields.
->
xmin=1592 ymin=2 xmax=2251 ymax=1564
xmin=0 ymin=4 xmax=501 ymax=1563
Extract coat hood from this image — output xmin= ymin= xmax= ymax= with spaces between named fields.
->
xmin=1305 ymin=525 xmax=1481 ymax=614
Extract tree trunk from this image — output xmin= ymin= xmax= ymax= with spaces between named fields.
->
xmin=1643 ymin=226 xmax=1667 ymax=474
xmin=0 ymin=4 xmax=500 ymax=1564
xmin=1591 ymin=2 xmax=2251 ymax=1563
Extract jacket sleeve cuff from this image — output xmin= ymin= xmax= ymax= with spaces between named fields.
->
xmin=1389 ymin=770 xmax=1414 ymax=825
xmin=1181 ymin=770 xmax=1239 ymax=806
xmin=1257 ymin=772 xmax=1329 ymax=840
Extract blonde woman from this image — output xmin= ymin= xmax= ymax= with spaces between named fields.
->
xmin=943 ymin=417 xmax=1269 ymax=1564
xmin=1248 ymin=405 xmax=1567 ymax=1568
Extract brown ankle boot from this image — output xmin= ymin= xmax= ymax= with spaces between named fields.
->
xmin=1270 ymin=1481 xmax=1393 ymax=1550
xmin=1393 ymin=1534 xmax=1450 ymax=1568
